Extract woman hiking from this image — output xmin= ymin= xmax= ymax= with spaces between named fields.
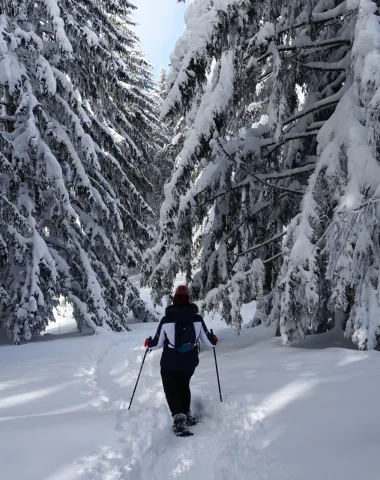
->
xmin=144 ymin=285 xmax=218 ymax=436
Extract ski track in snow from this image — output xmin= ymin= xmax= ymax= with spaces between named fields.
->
xmin=75 ymin=332 xmax=288 ymax=480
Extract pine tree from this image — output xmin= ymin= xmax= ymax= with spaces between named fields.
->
xmin=0 ymin=0 xmax=162 ymax=343
xmin=157 ymin=68 xmax=168 ymax=101
xmin=145 ymin=0 xmax=371 ymax=343
xmin=143 ymin=0 xmax=271 ymax=330
xmin=143 ymin=67 xmax=176 ymax=219
xmin=269 ymin=0 xmax=380 ymax=349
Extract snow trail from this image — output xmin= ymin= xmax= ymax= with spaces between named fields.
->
xmin=2 ymin=314 xmax=380 ymax=479
xmin=76 ymin=324 xmax=287 ymax=480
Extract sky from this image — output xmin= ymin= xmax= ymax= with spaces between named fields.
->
xmin=133 ymin=0 xmax=187 ymax=79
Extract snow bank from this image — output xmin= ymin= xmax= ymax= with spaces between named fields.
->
xmin=1 ymin=304 xmax=380 ymax=479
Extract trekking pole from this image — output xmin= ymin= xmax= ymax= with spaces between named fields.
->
xmin=128 ymin=346 xmax=150 ymax=410
xmin=210 ymin=329 xmax=222 ymax=402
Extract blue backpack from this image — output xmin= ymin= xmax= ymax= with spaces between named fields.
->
xmin=175 ymin=319 xmax=196 ymax=353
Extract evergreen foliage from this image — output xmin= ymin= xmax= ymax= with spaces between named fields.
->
xmin=0 ymin=0 xmax=161 ymax=343
xmin=272 ymin=0 xmax=380 ymax=349
xmin=147 ymin=0 xmax=380 ymax=349
xmin=146 ymin=67 xmax=176 ymax=213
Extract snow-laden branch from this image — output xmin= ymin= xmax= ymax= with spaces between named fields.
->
xmin=254 ymin=51 xmax=299 ymax=81
xmin=256 ymin=38 xmax=351 ymax=64
xmin=217 ymin=140 xmax=304 ymax=195
xmin=301 ymin=62 xmax=345 ymax=71
xmin=195 ymin=132 xmax=317 ymax=207
xmin=197 ymin=161 xmax=316 ymax=206
xmin=196 ymin=178 xmax=251 ymax=206
xmin=306 ymin=121 xmax=326 ymax=131
xmin=311 ymin=1 xmax=348 ymax=22
xmin=259 ymin=163 xmax=316 ymax=180
xmin=263 ymin=251 xmax=283 ymax=264
xmin=279 ymin=38 xmax=351 ymax=53
xmin=236 ymin=231 xmax=286 ymax=257
xmin=0 ymin=115 xmax=16 ymax=122
xmin=283 ymin=87 xmax=346 ymax=127
xmin=0 ymin=196 xmax=32 ymax=232
xmin=277 ymin=1 xmax=349 ymax=35
xmin=199 ymin=258 xmax=265 ymax=333
xmin=301 ymin=52 xmax=350 ymax=71
xmin=265 ymin=130 xmax=321 ymax=152
xmin=321 ymin=72 xmax=347 ymax=98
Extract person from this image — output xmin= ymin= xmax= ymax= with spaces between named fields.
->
xmin=144 ymin=285 xmax=218 ymax=435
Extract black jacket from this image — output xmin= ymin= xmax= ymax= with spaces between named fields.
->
xmin=149 ymin=303 xmax=214 ymax=371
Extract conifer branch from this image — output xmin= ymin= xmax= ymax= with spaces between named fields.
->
xmin=0 ymin=115 xmax=16 ymax=122
xmin=263 ymin=251 xmax=283 ymax=264
xmin=259 ymin=164 xmax=316 ymax=180
xmin=217 ymin=139 xmax=304 ymax=196
xmin=300 ymin=62 xmax=347 ymax=72
xmin=197 ymin=161 xmax=316 ymax=207
xmin=224 ymin=193 xmax=289 ymax=245
xmin=256 ymin=38 xmax=351 ymax=64
xmin=265 ymin=131 xmax=321 ymax=153
xmin=236 ymin=231 xmax=287 ymax=257
xmin=196 ymin=179 xmax=251 ymax=206
xmin=277 ymin=1 xmax=350 ymax=35
xmin=282 ymin=88 xmax=345 ymax=127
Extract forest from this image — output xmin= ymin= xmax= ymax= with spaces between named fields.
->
xmin=2 ymin=2 xmax=380 ymax=479
xmin=1 ymin=0 xmax=380 ymax=349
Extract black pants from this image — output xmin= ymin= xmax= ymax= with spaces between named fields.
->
xmin=161 ymin=369 xmax=195 ymax=417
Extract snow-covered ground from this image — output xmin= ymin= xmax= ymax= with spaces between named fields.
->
xmin=1 ymin=300 xmax=380 ymax=480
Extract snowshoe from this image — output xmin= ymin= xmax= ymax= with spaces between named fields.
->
xmin=186 ymin=412 xmax=199 ymax=427
xmin=172 ymin=413 xmax=193 ymax=437
xmin=176 ymin=430 xmax=194 ymax=437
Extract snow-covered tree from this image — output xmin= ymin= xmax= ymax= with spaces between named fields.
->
xmin=269 ymin=0 xmax=380 ymax=350
xmin=157 ymin=68 xmax=168 ymax=101
xmin=143 ymin=0 xmax=276 ymax=329
xmin=0 ymin=0 xmax=162 ymax=343
xmin=144 ymin=0 xmax=372 ymax=343
xmin=143 ymin=68 xmax=177 ymax=218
